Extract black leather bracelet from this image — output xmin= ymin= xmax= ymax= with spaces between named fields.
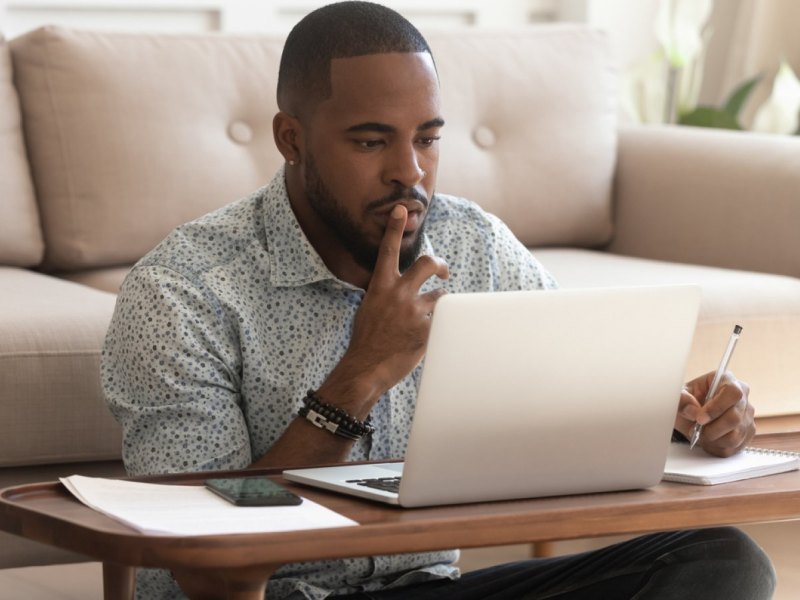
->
xmin=298 ymin=390 xmax=375 ymax=441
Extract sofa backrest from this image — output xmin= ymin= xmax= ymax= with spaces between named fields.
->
xmin=10 ymin=25 xmax=617 ymax=273
xmin=0 ymin=34 xmax=43 ymax=267
xmin=430 ymin=28 xmax=617 ymax=249
xmin=11 ymin=27 xmax=285 ymax=272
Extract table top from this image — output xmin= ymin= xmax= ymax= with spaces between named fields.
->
xmin=2 ymin=433 xmax=800 ymax=572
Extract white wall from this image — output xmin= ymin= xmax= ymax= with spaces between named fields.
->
xmin=0 ymin=0 xmax=565 ymax=38
xmin=5 ymin=0 xmax=780 ymax=126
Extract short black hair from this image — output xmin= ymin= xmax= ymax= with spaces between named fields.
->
xmin=277 ymin=1 xmax=433 ymax=118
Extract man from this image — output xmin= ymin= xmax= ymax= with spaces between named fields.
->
xmin=102 ymin=2 xmax=775 ymax=599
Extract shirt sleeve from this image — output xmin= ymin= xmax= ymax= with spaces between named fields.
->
xmin=101 ymin=265 xmax=252 ymax=476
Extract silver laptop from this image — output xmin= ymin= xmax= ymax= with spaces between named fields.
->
xmin=284 ymin=285 xmax=701 ymax=507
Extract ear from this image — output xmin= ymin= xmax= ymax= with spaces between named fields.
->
xmin=273 ymin=111 xmax=303 ymax=166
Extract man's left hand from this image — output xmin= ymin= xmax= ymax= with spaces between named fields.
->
xmin=675 ymin=371 xmax=755 ymax=457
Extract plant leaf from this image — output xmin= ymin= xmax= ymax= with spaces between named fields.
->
xmin=678 ymin=107 xmax=742 ymax=129
xmin=724 ymin=75 xmax=762 ymax=118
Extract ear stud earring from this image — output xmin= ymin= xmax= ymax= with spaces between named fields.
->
xmin=288 ymin=160 xmax=296 ymax=166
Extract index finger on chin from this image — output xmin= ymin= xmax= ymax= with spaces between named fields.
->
xmin=372 ymin=205 xmax=407 ymax=284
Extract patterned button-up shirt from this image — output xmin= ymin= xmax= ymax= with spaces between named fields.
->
xmin=102 ymin=167 xmax=557 ymax=599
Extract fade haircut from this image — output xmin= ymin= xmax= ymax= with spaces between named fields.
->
xmin=277 ymin=1 xmax=434 ymax=119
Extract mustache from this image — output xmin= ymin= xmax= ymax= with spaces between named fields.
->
xmin=365 ymin=187 xmax=429 ymax=212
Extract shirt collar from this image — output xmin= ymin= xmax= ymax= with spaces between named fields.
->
xmin=263 ymin=167 xmax=336 ymax=288
xmin=263 ymin=167 xmax=434 ymax=289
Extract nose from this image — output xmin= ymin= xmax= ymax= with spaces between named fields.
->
xmin=384 ymin=143 xmax=426 ymax=189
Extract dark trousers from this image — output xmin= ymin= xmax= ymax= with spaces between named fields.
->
xmin=331 ymin=528 xmax=775 ymax=600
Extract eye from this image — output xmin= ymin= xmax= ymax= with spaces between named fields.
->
xmin=417 ymin=136 xmax=441 ymax=147
xmin=354 ymin=139 xmax=385 ymax=150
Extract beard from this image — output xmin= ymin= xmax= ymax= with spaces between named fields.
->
xmin=304 ymin=152 xmax=428 ymax=273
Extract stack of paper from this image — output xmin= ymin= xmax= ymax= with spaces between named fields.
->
xmin=61 ymin=475 xmax=358 ymax=536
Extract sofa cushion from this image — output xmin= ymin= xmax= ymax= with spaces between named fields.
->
xmin=431 ymin=27 xmax=617 ymax=248
xmin=58 ymin=266 xmax=131 ymax=294
xmin=0 ymin=35 xmax=44 ymax=267
xmin=10 ymin=27 xmax=286 ymax=271
xmin=536 ymin=248 xmax=800 ymax=418
xmin=0 ymin=267 xmax=120 ymax=466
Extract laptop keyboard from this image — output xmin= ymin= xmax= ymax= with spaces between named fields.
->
xmin=346 ymin=476 xmax=401 ymax=494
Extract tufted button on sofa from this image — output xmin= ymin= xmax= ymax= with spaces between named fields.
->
xmin=1 ymin=25 xmax=799 ymax=568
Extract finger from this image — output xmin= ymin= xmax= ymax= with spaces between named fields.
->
xmin=402 ymin=255 xmax=450 ymax=290
xmin=674 ymin=388 xmax=704 ymax=439
xmin=683 ymin=369 xmax=722 ymax=406
xmin=702 ymin=413 xmax=755 ymax=457
xmin=413 ymin=288 xmax=448 ymax=323
xmin=699 ymin=374 xmax=745 ymax=422
xmin=701 ymin=392 xmax=753 ymax=443
xmin=372 ymin=205 xmax=407 ymax=285
xmin=420 ymin=287 xmax=448 ymax=313
xmin=704 ymin=432 xmax=749 ymax=458
xmin=701 ymin=405 xmax=744 ymax=444
xmin=677 ymin=387 xmax=702 ymax=422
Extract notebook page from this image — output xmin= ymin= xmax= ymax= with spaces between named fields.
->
xmin=663 ymin=443 xmax=800 ymax=485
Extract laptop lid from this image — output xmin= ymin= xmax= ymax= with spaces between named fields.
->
xmin=285 ymin=285 xmax=701 ymax=507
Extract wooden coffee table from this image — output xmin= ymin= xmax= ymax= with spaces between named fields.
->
xmin=2 ymin=432 xmax=800 ymax=600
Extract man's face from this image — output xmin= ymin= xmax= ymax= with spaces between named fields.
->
xmin=299 ymin=52 xmax=443 ymax=273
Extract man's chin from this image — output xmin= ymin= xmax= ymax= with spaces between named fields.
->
xmin=398 ymin=235 xmax=424 ymax=272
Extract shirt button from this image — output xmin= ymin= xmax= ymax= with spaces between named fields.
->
xmin=228 ymin=121 xmax=254 ymax=144
xmin=472 ymin=125 xmax=496 ymax=149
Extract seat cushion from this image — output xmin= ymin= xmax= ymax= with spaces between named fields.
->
xmin=0 ymin=268 xmax=120 ymax=466
xmin=57 ymin=265 xmax=131 ymax=294
xmin=0 ymin=35 xmax=43 ymax=267
xmin=535 ymin=248 xmax=800 ymax=417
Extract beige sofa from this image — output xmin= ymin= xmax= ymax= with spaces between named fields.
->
xmin=2 ymin=25 xmax=800 ymax=570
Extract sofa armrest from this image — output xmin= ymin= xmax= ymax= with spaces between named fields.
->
xmin=608 ymin=125 xmax=800 ymax=278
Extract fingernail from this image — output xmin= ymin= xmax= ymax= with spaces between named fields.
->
xmin=391 ymin=205 xmax=405 ymax=219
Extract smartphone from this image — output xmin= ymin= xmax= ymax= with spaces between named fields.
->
xmin=205 ymin=476 xmax=303 ymax=507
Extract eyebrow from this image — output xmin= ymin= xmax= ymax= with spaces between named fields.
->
xmin=345 ymin=117 xmax=445 ymax=134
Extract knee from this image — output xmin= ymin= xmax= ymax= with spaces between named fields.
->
xmin=705 ymin=527 xmax=776 ymax=598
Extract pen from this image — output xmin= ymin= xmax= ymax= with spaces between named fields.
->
xmin=689 ymin=324 xmax=743 ymax=450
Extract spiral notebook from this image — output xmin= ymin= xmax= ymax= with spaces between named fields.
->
xmin=663 ymin=442 xmax=800 ymax=485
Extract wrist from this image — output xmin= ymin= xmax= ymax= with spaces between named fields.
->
xmin=317 ymin=356 xmax=391 ymax=419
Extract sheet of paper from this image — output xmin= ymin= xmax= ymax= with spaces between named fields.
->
xmin=61 ymin=475 xmax=358 ymax=536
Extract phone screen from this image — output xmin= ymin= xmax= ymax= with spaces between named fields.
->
xmin=205 ymin=477 xmax=303 ymax=506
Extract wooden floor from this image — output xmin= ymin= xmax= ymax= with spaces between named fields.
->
xmin=0 ymin=522 xmax=795 ymax=599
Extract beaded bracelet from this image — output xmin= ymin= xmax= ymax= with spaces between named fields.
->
xmin=298 ymin=389 xmax=375 ymax=441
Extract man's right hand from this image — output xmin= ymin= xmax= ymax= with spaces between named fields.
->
xmin=254 ymin=204 xmax=448 ymax=468
xmin=318 ymin=204 xmax=449 ymax=418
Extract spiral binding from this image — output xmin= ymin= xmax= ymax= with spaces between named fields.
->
xmin=744 ymin=446 xmax=800 ymax=459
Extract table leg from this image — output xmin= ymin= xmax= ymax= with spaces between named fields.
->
xmin=531 ymin=541 xmax=556 ymax=557
xmin=222 ymin=570 xmax=269 ymax=600
xmin=102 ymin=562 xmax=135 ymax=600
xmin=174 ymin=565 xmax=277 ymax=600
